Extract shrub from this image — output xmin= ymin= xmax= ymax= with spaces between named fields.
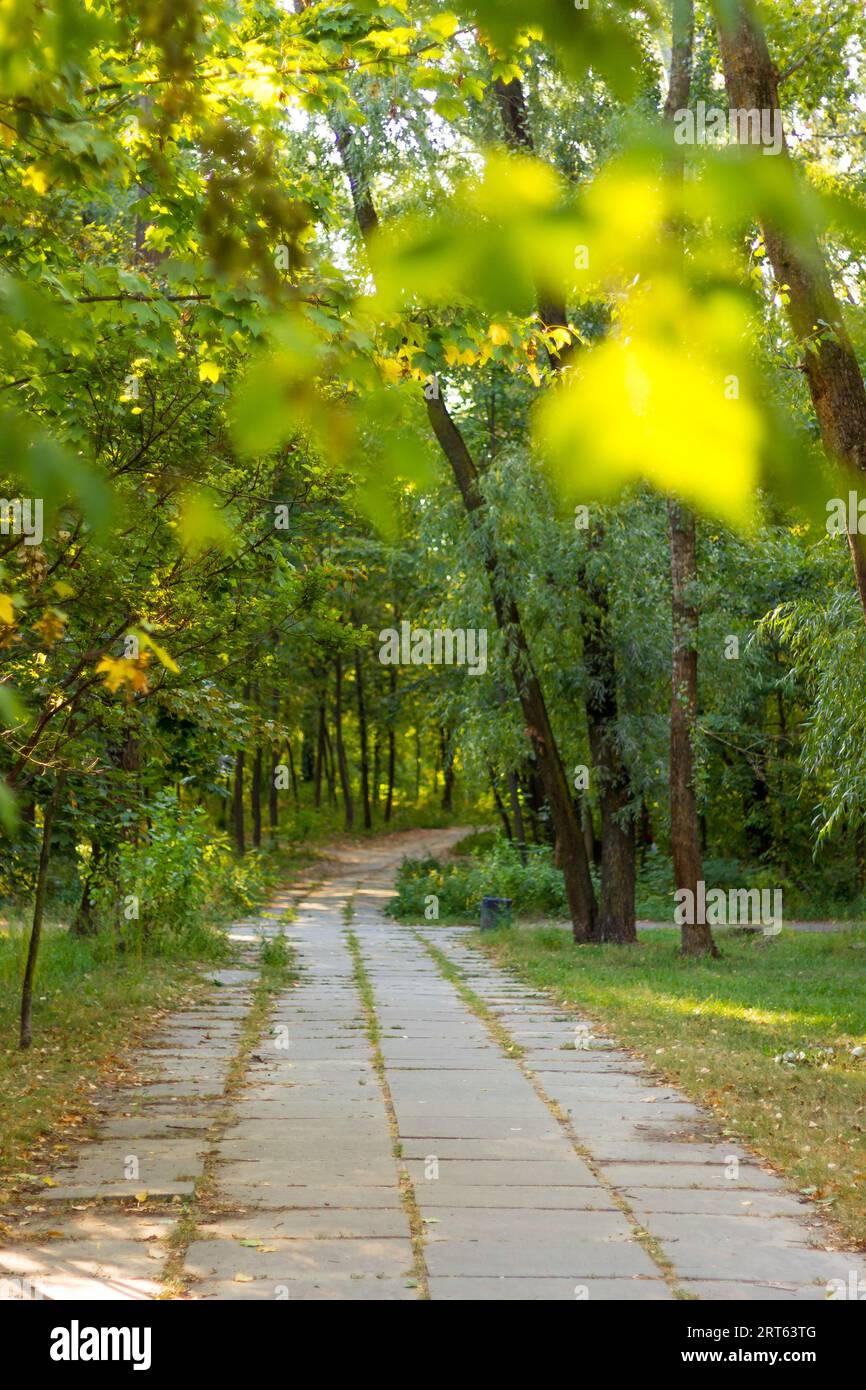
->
xmin=86 ymin=791 xmax=271 ymax=954
xmin=387 ymin=838 xmax=568 ymax=922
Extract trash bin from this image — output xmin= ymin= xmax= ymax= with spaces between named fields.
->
xmin=480 ymin=896 xmax=513 ymax=931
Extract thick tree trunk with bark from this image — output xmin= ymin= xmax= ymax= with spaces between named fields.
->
xmin=712 ymin=0 xmax=866 ymax=619
xmin=664 ymin=1 xmax=719 ymax=958
xmin=333 ymin=119 xmax=597 ymax=942
xmin=493 ymin=73 xmax=635 ymax=937
xmin=492 ymin=77 xmax=570 ymax=355
xmin=669 ymin=502 xmax=718 ymax=956
xmin=426 ymin=394 xmax=598 ymax=940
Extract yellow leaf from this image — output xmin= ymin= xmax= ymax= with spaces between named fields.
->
xmin=141 ymin=636 xmax=180 ymax=675
xmin=0 ymin=594 xmax=14 ymax=626
xmin=23 ymin=163 xmax=50 ymax=195
xmin=96 ymin=657 xmax=126 ymax=693
xmin=547 ymin=327 xmax=573 ymax=351
xmin=488 ymin=323 xmax=511 ymax=346
xmin=375 ymin=356 xmax=403 ymax=385
xmin=34 ymin=610 xmax=66 ymax=646
xmin=233 ymin=1272 xmax=254 ymax=1283
xmin=535 ymin=278 xmax=761 ymax=525
xmin=96 ymin=655 xmax=151 ymax=695
xmin=428 ymin=11 xmax=458 ymax=38
xmin=134 ymin=1191 xmax=149 ymax=1204
xmin=198 ymin=361 xmax=221 ymax=383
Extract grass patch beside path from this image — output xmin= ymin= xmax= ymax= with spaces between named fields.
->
xmin=0 ymin=933 xmax=211 ymax=1205
xmin=0 ymin=837 xmax=318 ymax=1206
xmin=474 ymin=924 xmax=866 ymax=1248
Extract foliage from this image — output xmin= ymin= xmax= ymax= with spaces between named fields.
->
xmin=388 ymin=838 xmax=569 ymax=921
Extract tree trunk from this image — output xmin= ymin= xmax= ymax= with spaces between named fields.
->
xmin=251 ymin=745 xmax=262 ymax=849
xmin=334 ymin=654 xmax=354 ymax=831
xmin=287 ymin=739 xmax=300 ymax=809
xmin=507 ymin=771 xmax=528 ymax=865
xmin=385 ymin=664 xmax=397 ymax=823
xmin=712 ymin=0 xmax=866 ymax=621
xmin=323 ymin=720 xmax=338 ymax=807
xmin=269 ymin=749 xmax=279 ymax=835
xmin=494 ymin=73 xmax=635 ymax=934
xmin=427 ymin=395 xmax=598 ymax=940
xmin=668 ymin=501 xmax=717 ymax=956
xmin=233 ymin=748 xmax=246 ymax=854
xmin=71 ymin=839 xmax=102 ymax=937
xmin=489 ymin=766 xmax=513 ymax=842
xmin=354 ymin=647 xmax=372 ymax=829
xmin=20 ymin=774 xmax=65 ymax=1049
xmin=301 ymin=703 xmax=316 ymax=782
xmin=334 ymin=122 xmax=598 ymax=943
xmin=664 ymin=1 xmax=718 ymax=958
xmin=373 ymin=732 xmax=381 ymax=811
xmin=440 ymin=727 xmax=455 ymax=812
xmin=314 ymin=697 xmax=326 ymax=809
xmin=583 ymin=561 xmax=637 ymax=943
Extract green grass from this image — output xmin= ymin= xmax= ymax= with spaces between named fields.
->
xmin=475 ymin=924 xmax=866 ymax=1247
xmin=0 ymin=834 xmax=315 ymax=1204
xmin=0 ymin=926 xmax=214 ymax=1203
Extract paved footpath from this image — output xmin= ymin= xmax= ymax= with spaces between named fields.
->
xmin=2 ymin=828 xmax=864 ymax=1301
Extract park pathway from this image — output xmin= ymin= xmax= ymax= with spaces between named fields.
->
xmin=2 ymin=828 xmax=865 ymax=1301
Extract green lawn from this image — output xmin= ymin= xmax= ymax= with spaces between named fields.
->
xmin=474 ymin=924 xmax=866 ymax=1247
xmin=0 ymin=925 xmax=217 ymax=1204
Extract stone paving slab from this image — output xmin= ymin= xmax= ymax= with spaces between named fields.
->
xmin=406 ymin=1158 xmax=599 ymax=1186
xmin=424 ymin=1236 xmax=659 ymax=1279
xmin=427 ymin=1276 xmax=673 ymax=1300
xmin=414 ymin=1184 xmax=617 ymax=1209
xmin=598 ymin=1162 xmax=783 ymax=1189
xmin=185 ymin=1236 xmax=414 ymax=1282
xmin=196 ymin=1276 xmax=418 ymax=1300
xmin=423 ymin=925 xmax=866 ymax=1302
xmin=197 ymin=1211 xmax=410 ymax=1239
xmin=622 ymin=1188 xmax=812 ymax=1218
xmin=4 ymin=828 xmax=864 ymax=1303
xmin=37 ymin=1181 xmax=197 ymax=1202
xmin=678 ymin=1281 xmax=831 ymax=1301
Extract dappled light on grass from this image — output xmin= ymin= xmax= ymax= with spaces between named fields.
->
xmin=477 ymin=923 xmax=866 ymax=1242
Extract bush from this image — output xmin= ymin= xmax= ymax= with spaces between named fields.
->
xmin=387 ymin=838 xmax=568 ymax=923
xmin=86 ymin=791 xmax=271 ymax=954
